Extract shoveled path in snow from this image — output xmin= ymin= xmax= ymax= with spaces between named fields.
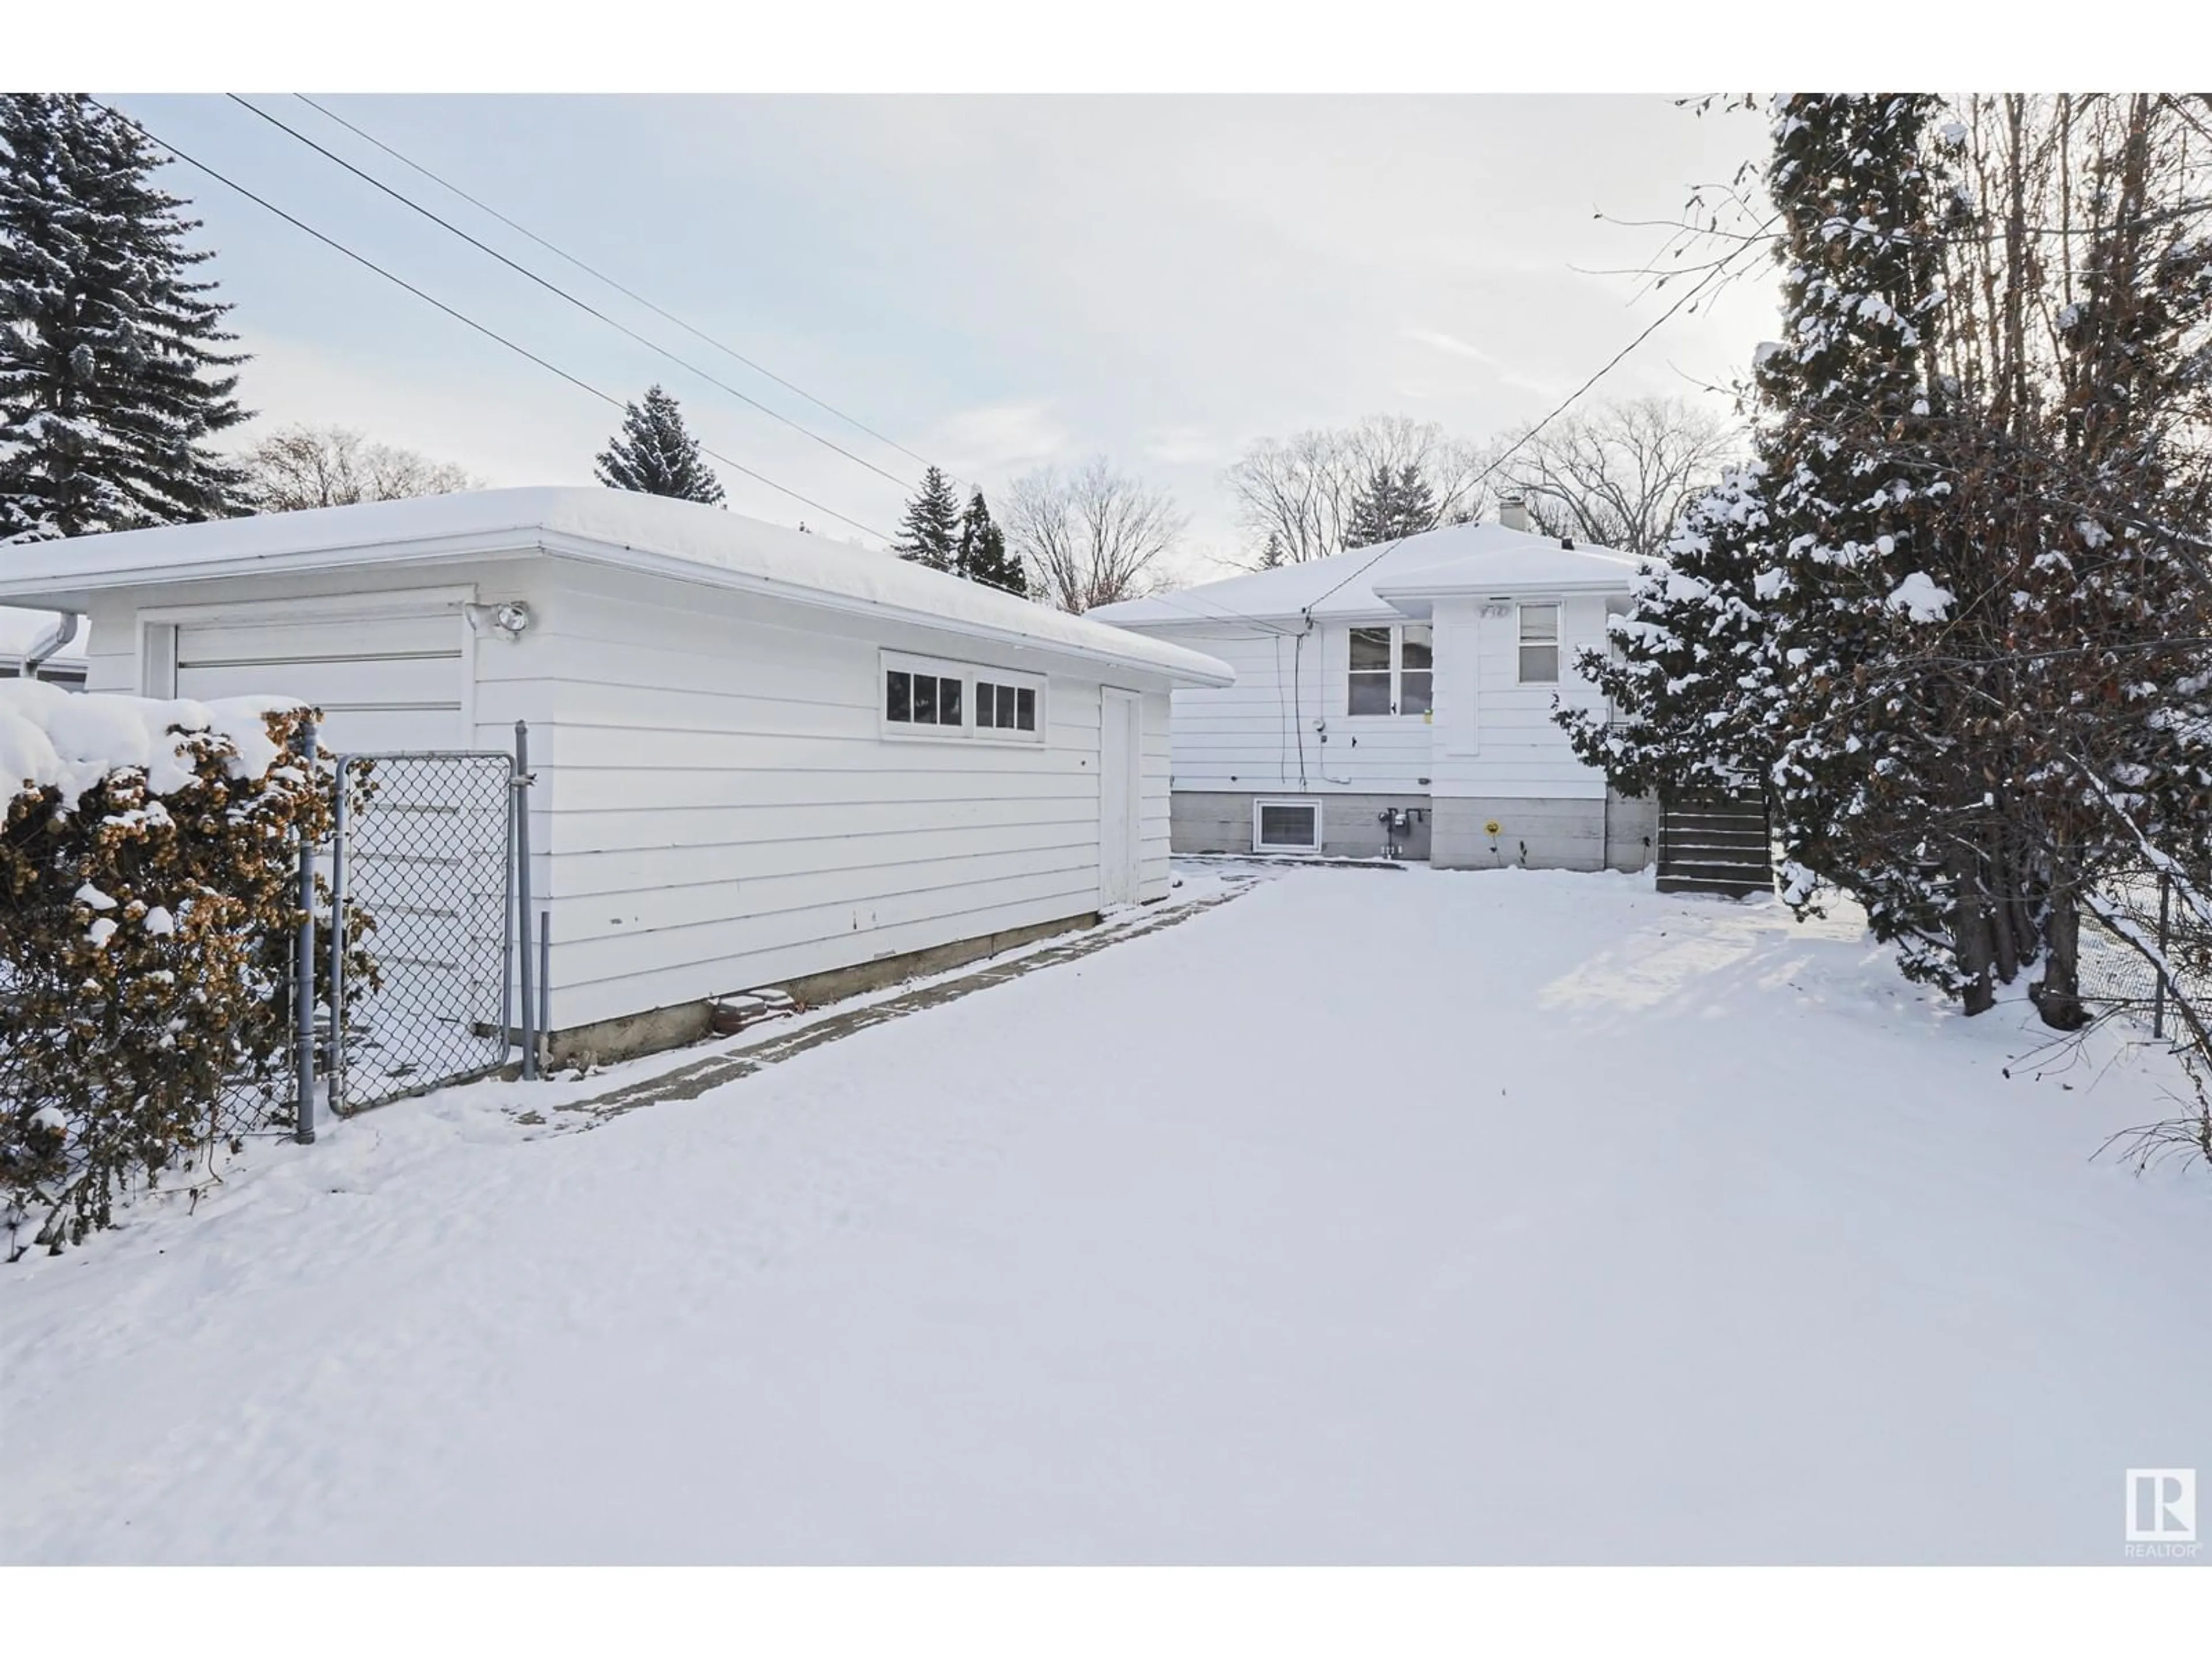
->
xmin=4 ymin=868 xmax=2206 ymax=1565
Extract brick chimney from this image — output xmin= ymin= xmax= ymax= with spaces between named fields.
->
xmin=1499 ymin=495 xmax=1529 ymax=533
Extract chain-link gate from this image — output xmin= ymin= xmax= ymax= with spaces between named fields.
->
xmin=328 ymin=751 xmax=518 ymax=1113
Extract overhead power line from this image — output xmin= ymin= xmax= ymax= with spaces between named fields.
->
xmin=225 ymin=93 xmax=923 ymax=499
xmin=97 ymin=100 xmax=895 ymax=541
xmin=290 ymin=93 xmax=952 ymax=487
xmin=1300 ymin=229 xmax=1776 ymax=620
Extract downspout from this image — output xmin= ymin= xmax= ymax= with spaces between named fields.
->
xmin=20 ymin=609 xmax=80 ymax=680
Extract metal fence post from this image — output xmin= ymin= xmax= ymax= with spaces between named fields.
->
xmin=295 ymin=719 xmax=319 ymax=1146
xmin=539 ymin=908 xmax=552 ymax=1075
xmin=327 ymin=755 xmax=350 ymax=1118
xmin=515 ymin=720 xmax=536 ymax=1081
xmin=2153 ymin=873 xmax=2172 ymax=1040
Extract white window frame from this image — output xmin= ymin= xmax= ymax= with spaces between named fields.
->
xmin=1517 ymin=601 xmax=1562 ymax=685
xmin=879 ymin=650 xmax=1046 ymax=744
xmin=1253 ymin=797 xmax=1322 ymax=853
xmin=1344 ymin=623 xmax=1435 ymax=718
xmin=968 ymin=666 xmax=1048 ymax=745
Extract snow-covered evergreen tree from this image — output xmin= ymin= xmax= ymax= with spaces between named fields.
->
xmin=956 ymin=488 xmax=1025 ymax=597
xmin=1756 ymin=93 xmax=1967 ymax=997
xmin=0 ymin=93 xmax=249 ymax=543
xmin=1556 ymin=463 xmax=1779 ymax=800
xmin=1345 ymin=462 xmax=1438 ymax=548
xmin=893 ymin=465 xmax=961 ymax=571
xmin=593 ymin=385 xmax=724 ymax=504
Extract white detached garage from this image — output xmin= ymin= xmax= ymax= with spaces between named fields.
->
xmin=0 ymin=488 xmax=1232 ymax=1059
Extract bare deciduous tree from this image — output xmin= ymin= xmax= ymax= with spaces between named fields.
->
xmin=1493 ymin=396 xmax=1741 ymax=558
xmin=1005 ymin=456 xmax=1188 ymax=613
xmin=243 ymin=424 xmax=477 ymax=513
xmin=1222 ymin=415 xmax=1492 ymax=567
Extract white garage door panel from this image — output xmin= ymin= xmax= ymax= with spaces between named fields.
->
xmin=176 ymin=656 xmax=454 ymax=706
xmin=177 ymin=614 xmax=460 ymax=663
xmin=175 ymin=609 xmax=466 ymax=753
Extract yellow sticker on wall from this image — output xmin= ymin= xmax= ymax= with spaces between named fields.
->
xmin=1484 ymin=819 xmax=1502 ymax=836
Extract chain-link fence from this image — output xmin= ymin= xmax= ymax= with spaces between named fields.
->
xmin=328 ymin=751 xmax=517 ymax=1114
xmin=2082 ymin=868 xmax=2212 ymax=1041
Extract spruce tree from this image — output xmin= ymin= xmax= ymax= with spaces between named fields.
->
xmin=1554 ymin=96 xmax=1968 ymax=995
xmin=1557 ymin=463 xmax=1779 ymax=799
xmin=0 ymin=93 xmax=249 ymax=542
xmin=1347 ymin=461 xmax=1440 ymax=548
xmin=956 ymin=488 xmax=1026 ymax=597
xmin=1391 ymin=463 xmax=1437 ymax=539
xmin=1756 ymin=93 xmax=1965 ymax=995
xmin=593 ymin=385 xmax=725 ymax=504
xmin=1345 ymin=463 xmax=1398 ymax=549
xmin=893 ymin=465 xmax=961 ymax=570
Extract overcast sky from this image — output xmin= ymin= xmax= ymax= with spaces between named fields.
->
xmin=112 ymin=94 xmax=1781 ymax=581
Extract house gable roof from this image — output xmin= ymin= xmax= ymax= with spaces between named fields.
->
xmin=0 ymin=487 xmax=1232 ymax=688
xmin=1090 ymin=520 xmax=1650 ymax=631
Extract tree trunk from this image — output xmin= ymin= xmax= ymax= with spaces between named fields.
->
xmin=1953 ymin=849 xmax=1997 ymax=1016
xmin=1988 ymin=840 xmax=2022 ymax=986
xmin=2031 ymin=891 xmax=2088 ymax=1031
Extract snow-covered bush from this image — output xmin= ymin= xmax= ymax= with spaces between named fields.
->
xmin=1 ymin=680 xmax=370 ymax=1251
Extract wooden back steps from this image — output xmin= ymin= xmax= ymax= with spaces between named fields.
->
xmin=1657 ymin=789 xmax=1773 ymax=899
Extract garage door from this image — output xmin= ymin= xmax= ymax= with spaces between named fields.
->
xmin=175 ymin=608 xmax=467 ymax=753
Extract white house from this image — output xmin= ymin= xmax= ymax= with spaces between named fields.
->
xmin=1088 ymin=505 xmax=1657 ymax=870
xmin=0 ymin=487 xmax=1232 ymax=1058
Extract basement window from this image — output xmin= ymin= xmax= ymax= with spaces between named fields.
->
xmin=1253 ymin=798 xmax=1322 ymax=853
xmin=1518 ymin=603 xmax=1560 ymax=684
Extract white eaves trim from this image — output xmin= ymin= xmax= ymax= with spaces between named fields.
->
xmin=0 ymin=487 xmax=1235 ymax=692
xmin=1090 ymin=518 xmax=1656 ymax=632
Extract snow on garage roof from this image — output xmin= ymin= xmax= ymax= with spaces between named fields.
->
xmin=1090 ymin=519 xmax=1650 ymax=630
xmin=0 ymin=487 xmax=1233 ymax=688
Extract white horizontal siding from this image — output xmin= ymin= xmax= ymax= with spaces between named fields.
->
xmin=1429 ymin=592 xmax=1612 ymax=801
xmin=1141 ymin=622 xmax=1434 ymax=796
xmin=526 ymin=562 xmax=1127 ymax=1028
xmin=70 ymin=554 xmax=1171 ymax=1035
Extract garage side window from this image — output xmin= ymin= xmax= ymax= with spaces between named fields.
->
xmin=885 ymin=668 xmax=964 ymax=727
xmin=974 ymin=679 xmax=1039 ymax=733
xmin=882 ymin=655 xmax=1044 ymax=741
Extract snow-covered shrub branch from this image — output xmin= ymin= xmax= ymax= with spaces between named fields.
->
xmin=1 ymin=682 xmax=372 ymax=1251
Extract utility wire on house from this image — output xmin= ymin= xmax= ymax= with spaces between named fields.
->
xmin=225 ymin=94 xmax=926 ymax=500
xmin=290 ymin=94 xmax=953 ymax=490
xmin=97 ymin=101 xmax=896 ymax=541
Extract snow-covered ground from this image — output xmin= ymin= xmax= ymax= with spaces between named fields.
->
xmin=3 ymin=866 xmax=2205 ymax=1565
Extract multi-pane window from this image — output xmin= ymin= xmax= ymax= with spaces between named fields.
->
xmin=1349 ymin=626 xmax=1394 ymax=714
xmin=1347 ymin=624 xmax=1435 ymax=716
xmin=1517 ymin=603 xmax=1560 ymax=684
xmin=974 ymin=679 xmax=1039 ymax=733
xmin=1399 ymin=625 xmax=1433 ymax=714
xmin=882 ymin=656 xmax=1044 ymax=741
xmin=885 ymin=668 xmax=963 ymax=726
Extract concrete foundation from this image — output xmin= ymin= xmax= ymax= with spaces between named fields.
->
xmin=544 ymin=909 xmax=1103 ymax=1069
xmin=1170 ymin=790 xmax=1434 ymax=861
xmin=1430 ymin=791 xmax=1657 ymax=873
